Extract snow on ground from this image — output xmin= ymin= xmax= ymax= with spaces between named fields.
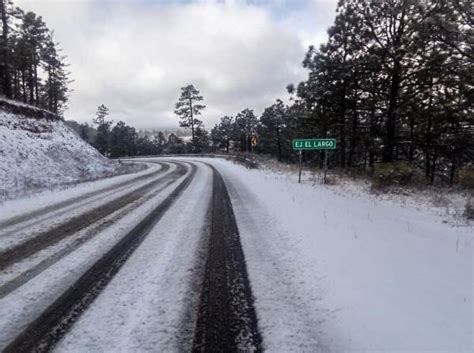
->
xmin=55 ymin=161 xmax=212 ymax=352
xmin=0 ymin=110 xmax=133 ymax=200
xmin=0 ymin=154 xmax=471 ymax=352
xmin=0 ymin=162 xmax=166 ymax=252
xmin=255 ymin=155 xmax=472 ymax=224
xmin=202 ymin=158 xmax=473 ymax=353
xmin=0 ymin=164 xmax=177 ymax=290
xmin=0 ymin=163 xmax=191 ymax=349
xmin=0 ymin=161 xmax=159 ymax=222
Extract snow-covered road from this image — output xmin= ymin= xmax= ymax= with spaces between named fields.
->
xmin=0 ymin=157 xmax=472 ymax=353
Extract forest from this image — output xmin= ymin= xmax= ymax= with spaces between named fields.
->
xmin=0 ymin=0 xmax=69 ymax=114
xmin=1 ymin=0 xmax=472 ymax=186
xmin=212 ymin=0 xmax=473 ymax=186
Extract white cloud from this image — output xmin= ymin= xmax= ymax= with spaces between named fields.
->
xmin=15 ymin=0 xmax=338 ymax=129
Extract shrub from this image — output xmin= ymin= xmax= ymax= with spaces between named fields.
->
xmin=459 ymin=166 xmax=474 ymax=189
xmin=464 ymin=198 xmax=474 ymax=220
xmin=431 ymin=193 xmax=451 ymax=207
xmin=232 ymin=155 xmax=259 ymax=169
xmin=372 ymin=161 xmax=415 ymax=188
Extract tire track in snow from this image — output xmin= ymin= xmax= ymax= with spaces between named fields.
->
xmin=0 ymin=162 xmax=185 ymax=298
xmin=2 ymin=162 xmax=197 ymax=353
xmin=192 ymin=164 xmax=263 ymax=352
xmin=0 ymin=162 xmax=186 ymax=271
xmin=0 ymin=161 xmax=168 ymax=232
xmin=0 ymin=162 xmax=169 ymax=237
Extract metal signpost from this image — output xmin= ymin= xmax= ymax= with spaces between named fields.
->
xmin=292 ymin=138 xmax=337 ymax=184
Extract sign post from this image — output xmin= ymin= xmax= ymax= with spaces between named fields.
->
xmin=298 ymin=150 xmax=302 ymax=183
xmin=324 ymin=150 xmax=329 ymax=184
xmin=292 ymin=138 xmax=336 ymax=184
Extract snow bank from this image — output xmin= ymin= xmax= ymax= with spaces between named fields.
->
xmin=204 ymin=158 xmax=473 ymax=353
xmin=0 ymin=110 xmax=121 ymax=200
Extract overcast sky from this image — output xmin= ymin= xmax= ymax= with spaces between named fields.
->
xmin=16 ymin=0 xmax=338 ymax=129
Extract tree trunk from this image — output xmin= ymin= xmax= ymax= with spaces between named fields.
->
xmin=34 ymin=58 xmax=39 ymax=104
xmin=383 ymin=60 xmax=401 ymax=163
xmin=21 ymin=70 xmax=27 ymax=103
xmin=29 ymin=64 xmax=34 ymax=104
xmin=430 ymin=151 xmax=437 ymax=185
xmin=424 ymin=75 xmax=434 ymax=179
xmin=276 ymin=127 xmax=282 ymax=161
xmin=47 ymin=67 xmax=53 ymax=111
xmin=338 ymin=83 xmax=348 ymax=168
xmin=189 ymin=96 xmax=195 ymax=151
xmin=347 ymin=107 xmax=358 ymax=168
xmin=13 ymin=70 xmax=18 ymax=99
xmin=408 ymin=114 xmax=415 ymax=161
xmin=0 ymin=0 xmax=12 ymax=98
xmin=450 ymin=159 xmax=456 ymax=185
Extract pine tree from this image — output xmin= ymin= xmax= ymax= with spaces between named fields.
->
xmin=93 ymin=104 xmax=110 ymax=125
xmin=110 ymin=121 xmax=137 ymax=157
xmin=0 ymin=0 xmax=14 ymax=98
xmin=234 ymin=108 xmax=258 ymax=152
xmin=193 ymin=126 xmax=210 ymax=153
xmin=258 ymin=100 xmax=287 ymax=161
xmin=174 ymin=84 xmax=205 ymax=152
xmin=211 ymin=115 xmax=234 ymax=153
xmin=281 ymin=0 xmax=473 ymax=184
xmin=18 ymin=11 xmax=47 ymax=105
xmin=41 ymin=35 xmax=70 ymax=114
xmin=93 ymin=104 xmax=112 ymax=156
xmin=0 ymin=1 xmax=70 ymax=113
xmin=79 ymin=123 xmax=90 ymax=142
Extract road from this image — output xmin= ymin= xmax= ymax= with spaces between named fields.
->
xmin=0 ymin=158 xmax=262 ymax=352
xmin=1 ymin=157 xmax=472 ymax=353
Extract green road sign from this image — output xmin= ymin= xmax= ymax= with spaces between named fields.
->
xmin=292 ymin=138 xmax=337 ymax=150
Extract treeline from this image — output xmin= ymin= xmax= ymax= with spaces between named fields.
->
xmin=0 ymin=0 xmax=69 ymax=114
xmin=212 ymin=0 xmax=473 ymax=185
xmin=68 ymin=104 xmax=202 ymax=158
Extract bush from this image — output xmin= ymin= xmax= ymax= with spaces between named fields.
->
xmin=464 ymin=198 xmax=474 ymax=220
xmin=431 ymin=193 xmax=451 ymax=207
xmin=372 ymin=161 xmax=415 ymax=188
xmin=459 ymin=166 xmax=474 ymax=189
xmin=232 ymin=155 xmax=259 ymax=169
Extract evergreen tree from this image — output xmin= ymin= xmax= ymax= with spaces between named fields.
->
xmin=92 ymin=104 xmax=112 ymax=156
xmin=167 ymin=133 xmax=184 ymax=154
xmin=79 ymin=123 xmax=91 ymax=143
xmin=193 ymin=126 xmax=210 ymax=153
xmin=156 ymin=131 xmax=166 ymax=148
xmin=0 ymin=1 xmax=70 ymax=114
xmin=250 ymin=0 xmax=472 ymax=184
xmin=258 ymin=100 xmax=287 ymax=161
xmin=41 ymin=34 xmax=69 ymax=113
xmin=18 ymin=11 xmax=47 ymax=105
xmin=234 ymin=108 xmax=258 ymax=152
xmin=174 ymin=84 xmax=205 ymax=152
xmin=211 ymin=115 xmax=234 ymax=153
xmin=0 ymin=0 xmax=14 ymax=98
xmin=110 ymin=121 xmax=137 ymax=157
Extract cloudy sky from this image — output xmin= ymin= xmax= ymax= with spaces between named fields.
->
xmin=16 ymin=0 xmax=338 ymax=129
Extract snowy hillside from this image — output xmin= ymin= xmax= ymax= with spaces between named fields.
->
xmin=0 ymin=106 xmax=121 ymax=200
